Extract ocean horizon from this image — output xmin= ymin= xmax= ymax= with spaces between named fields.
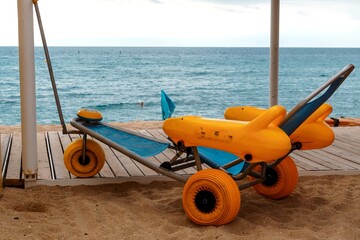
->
xmin=0 ymin=47 xmax=359 ymax=126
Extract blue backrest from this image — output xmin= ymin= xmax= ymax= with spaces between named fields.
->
xmin=280 ymin=64 xmax=354 ymax=136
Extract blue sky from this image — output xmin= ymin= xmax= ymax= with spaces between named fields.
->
xmin=1 ymin=0 xmax=360 ymax=47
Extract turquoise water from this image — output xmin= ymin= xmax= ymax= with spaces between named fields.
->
xmin=0 ymin=47 xmax=359 ymax=125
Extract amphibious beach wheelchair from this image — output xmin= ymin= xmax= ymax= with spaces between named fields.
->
xmin=63 ymin=64 xmax=354 ymax=226
xmin=33 ymin=0 xmax=355 ymax=226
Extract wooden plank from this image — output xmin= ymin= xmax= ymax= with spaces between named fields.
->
xmin=333 ymin=126 xmax=360 ymax=135
xmin=146 ymin=129 xmax=171 ymax=143
xmin=333 ymin=127 xmax=360 ymax=145
xmin=291 ymin=153 xmax=319 ymax=171
xmin=320 ymin=145 xmax=360 ymax=169
xmin=97 ymin=142 xmax=129 ymax=178
xmin=335 ymin=135 xmax=360 ymax=149
xmin=112 ymin=150 xmax=145 ymax=177
xmin=290 ymin=151 xmax=330 ymax=170
xmin=47 ymin=132 xmax=70 ymax=179
xmin=334 ymin=126 xmax=360 ymax=135
xmin=68 ymin=133 xmax=81 ymax=141
xmin=130 ymin=154 xmax=160 ymax=176
xmin=98 ymin=162 xmax=114 ymax=178
xmin=295 ymin=164 xmax=306 ymax=171
xmin=331 ymin=138 xmax=360 ymax=155
xmin=58 ymin=132 xmax=80 ymax=179
xmin=92 ymin=139 xmax=117 ymax=178
xmin=157 ymin=129 xmax=168 ymax=139
xmin=5 ymin=133 xmax=22 ymax=180
xmin=37 ymin=132 xmax=52 ymax=180
xmin=318 ymin=148 xmax=358 ymax=169
xmin=294 ymin=151 xmax=335 ymax=170
xmin=334 ymin=129 xmax=360 ymax=140
xmin=304 ymin=148 xmax=356 ymax=170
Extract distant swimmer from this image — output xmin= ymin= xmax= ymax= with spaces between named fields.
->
xmin=139 ymin=101 xmax=144 ymax=107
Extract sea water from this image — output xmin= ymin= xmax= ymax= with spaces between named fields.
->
xmin=0 ymin=47 xmax=359 ymax=126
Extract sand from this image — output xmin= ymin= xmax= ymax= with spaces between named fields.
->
xmin=1 ymin=122 xmax=360 ymax=239
xmin=0 ymin=175 xmax=359 ymax=239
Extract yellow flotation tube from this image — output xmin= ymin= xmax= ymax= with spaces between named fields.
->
xmin=224 ymin=103 xmax=335 ymax=150
xmin=163 ymin=105 xmax=291 ymax=163
xmin=289 ymin=104 xmax=334 ymax=150
xmin=224 ymin=105 xmax=266 ymax=122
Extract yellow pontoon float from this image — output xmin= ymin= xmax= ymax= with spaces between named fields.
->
xmin=34 ymin=1 xmax=355 ymax=226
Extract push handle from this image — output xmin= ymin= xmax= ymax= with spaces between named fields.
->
xmin=280 ymin=64 xmax=355 ymax=136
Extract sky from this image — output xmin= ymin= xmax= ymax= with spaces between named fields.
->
xmin=1 ymin=0 xmax=360 ymax=47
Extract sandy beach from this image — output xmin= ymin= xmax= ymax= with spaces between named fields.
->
xmin=1 ymin=122 xmax=360 ymax=239
xmin=0 ymin=175 xmax=359 ymax=239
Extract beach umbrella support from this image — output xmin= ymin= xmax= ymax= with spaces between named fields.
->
xmin=33 ymin=0 xmax=79 ymax=135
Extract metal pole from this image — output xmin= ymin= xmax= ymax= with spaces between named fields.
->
xmin=269 ymin=0 xmax=280 ymax=106
xmin=18 ymin=0 xmax=38 ymax=182
xmin=33 ymin=1 xmax=71 ymax=134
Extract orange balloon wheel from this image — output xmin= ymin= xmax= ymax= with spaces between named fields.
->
xmin=64 ymin=139 xmax=105 ymax=178
xmin=182 ymin=169 xmax=241 ymax=225
xmin=251 ymin=156 xmax=298 ymax=199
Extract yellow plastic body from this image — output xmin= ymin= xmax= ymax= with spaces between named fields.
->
xmin=224 ymin=106 xmax=266 ymax=122
xmin=224 ymin=103 xmax=335 ymax=150
xmin=163 ymin=105 xmax=291 ymax=163
xmin=290 ymin=104 xmax=334 ymax=150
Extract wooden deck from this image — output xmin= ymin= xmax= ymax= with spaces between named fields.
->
xmin=1 ymin=127 xmax=360 ymax=187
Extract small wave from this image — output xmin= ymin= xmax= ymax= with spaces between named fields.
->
xmin=1 ymin=47 xmax=359 ymax=125
xmin=86 ymin=101 xmax=158 ymax=110
xmin=1 ymin=99 xmax=20 ymax=104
